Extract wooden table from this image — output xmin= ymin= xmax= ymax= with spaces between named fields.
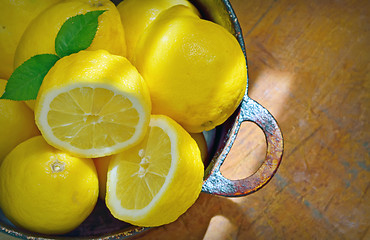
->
xmin=1 ymin=0 xmax=368 ymax=239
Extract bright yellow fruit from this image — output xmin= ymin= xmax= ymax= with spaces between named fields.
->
xmin=134 ymin=7 xmax=247 ymax=133
xmin=14 ymin=0 xmax=126 ymax=69
xmin=24 ymin=99 xmax=35 ymax=111
xmin=117 ymin=0 xmax=199 ymax=61
xmin=0 ymin=79 xmax=40 ymax=162
xmin=0 ymin=135 xmax=99 ymax=235
xmin=0 ymin=0 xmax=62 ymax=79
xmin=34 ymin=50 xmax=151 ymax=158
xmin=93 ymin=133 xmax=206 ymax=201
xmin=93 ymin=156 xmax=111 ymax=200
xmin=106 ymin=115 xmax=204 ymax=227
xmin=190 ymin=132 xmax=208 ymax=163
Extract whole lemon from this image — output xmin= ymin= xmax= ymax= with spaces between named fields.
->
xmin=14 ymin=0 xmax=126 ymax=69
xmin=0 ymin=79 xmax=39 ymax=162
xmin=117 ymin=0 xmax=199 ymax=61
xmin=134 ymin=7 xmax=247 ymax=133
xmin=0 ymin=136 xmax=99 ymax=235
xmin=93 ymin=156 xmax=111 ymax=200
xmin=190 ymin=132 xmax=208 ymax=162
xmin=0 ymin=0 xmax=62 ymax=79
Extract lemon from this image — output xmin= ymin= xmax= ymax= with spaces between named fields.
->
xmin=14 ymin=0 xmax=126 ymax=69
xmin=15 ymin=0 xmax=127 ymax=111
xmin=134 ymin=7 xmax=247 ymax=133
xmin=0 ymin=0 xmax=62 ymax=79
xmin=0 ymin=135 xmax=99 ymax=235
xmin=93 ymin=133 xmax=206 ymax=201
xmin=106 ymin=115 xmax=204 ymax=227
xmin=190 ymin=132 xmax=208 ymax=162
xmin=117 ymin=0 xmax=199 ymax=61
xmin=34 ymin=50 xmax=151 ymax=158
xmin=0 ymin=79 xmax=40 ymax=162
xmin=93 ymin=128 xmax=205 ymax=203
xmin=25 ymin=99 xmax=36 ymax=110
xmin=93 ymin=156 xmax=111 ymax=200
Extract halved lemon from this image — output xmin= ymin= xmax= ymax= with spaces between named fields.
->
xmin=35 ymin=50 xmax=151 ymax=158
xmin=106 ymin=115 xmax=204 ymax=227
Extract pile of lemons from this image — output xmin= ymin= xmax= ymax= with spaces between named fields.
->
xmin=0 ymin=0 xmax=246 ymax=235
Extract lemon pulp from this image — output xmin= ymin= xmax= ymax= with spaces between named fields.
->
xmin=113 ymin=126 xmax=172 ymax=210
xmin=47 ymin=87 xmax=139 ymax=150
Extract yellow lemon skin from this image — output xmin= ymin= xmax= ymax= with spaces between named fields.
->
xmin=0 ymin=0 xmax=62 ymax=79
xmin=0 ymin=136 xmax=99 ymax=235
xmin=190 ymin=132 xmax=208 ymax=163
xmin=134 ymin=11 xmax=247 ymax=133
xmin=117 ymin=0 xmax=199 ymax=61
xmin=0 ymin=79 xmax=40 ymax=163
xmin=93 ymin=156 xmax=111 ymax=200
xmin=34 ymin=50 xmax=151 ymax=158
xmin=106 ymin=115 xmax=204 ymax=227
xmin=24 ymin=99 xmax=36 ymax=111
xmin=14 ymin=0 xmax=126 ymax=69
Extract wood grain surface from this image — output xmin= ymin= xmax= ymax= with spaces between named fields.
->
xmin=1 ymin=0 xmax=369 ymax=239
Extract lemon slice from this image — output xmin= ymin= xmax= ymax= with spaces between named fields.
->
xmin=106 ymin=115 xmax=204 ymax=227
xmin=35 ymin=50 xmax=151 ymax=158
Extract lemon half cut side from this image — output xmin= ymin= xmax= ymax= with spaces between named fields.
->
xmin=106 ymin=115 xmax=204 ymax=227
xmin=35 ymin=50 xmax=151 ymax=158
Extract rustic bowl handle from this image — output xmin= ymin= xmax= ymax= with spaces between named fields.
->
xmin=202 ymin=96 xmax=283 ymax=197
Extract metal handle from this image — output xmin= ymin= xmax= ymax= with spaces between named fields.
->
xmin=202 ymin=96 xmax=283 ymax=197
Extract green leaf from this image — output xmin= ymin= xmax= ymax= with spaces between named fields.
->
xmin=0 ymin=54 xmax=60 ymax=101
xmin=55 ymin=10 xmax=106 ymax=58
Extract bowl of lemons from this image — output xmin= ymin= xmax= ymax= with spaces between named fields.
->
xmin=0 ymin=0 xmax=283 ymax=239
